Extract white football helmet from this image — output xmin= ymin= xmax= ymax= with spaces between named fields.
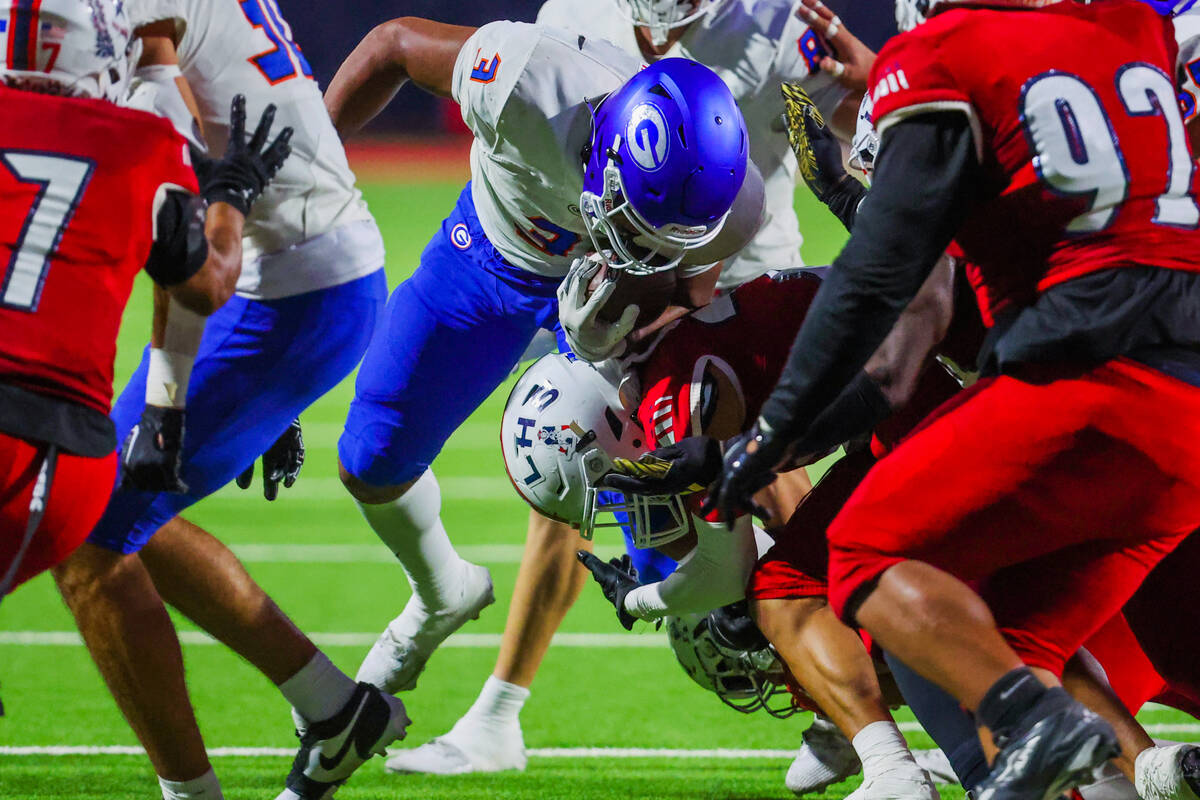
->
xmin=501 ymin=353 xmax=690 ymax=549
xmin=667 ymin=604 xmax=798 ymax=718
xmin=849 ymin=94 xmax=878 ymax=179
xmin=0 ymin=0 xmax=137 ymax=102
xmin=618 ymin=0 xmax=723 ymax=45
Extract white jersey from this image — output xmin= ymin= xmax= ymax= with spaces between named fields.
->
xmin=452 ymin=22 xmax=643 ymax=277
xmin=536 ymin=0 xmax=849 ymax=288
xmin=127 ymin=0 xmax=383 ymax=299
xmin=1176 ymin=5 xmax=1200 ymax=124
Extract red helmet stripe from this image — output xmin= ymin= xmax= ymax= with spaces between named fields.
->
xmin=8 ymin=0 xmax=41 ymax=71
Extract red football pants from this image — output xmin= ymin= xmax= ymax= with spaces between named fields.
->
xmin=827 ymin=358 xmax=1200 ymax=676
xmin=0 ymin=432 xmax=115 ymax=593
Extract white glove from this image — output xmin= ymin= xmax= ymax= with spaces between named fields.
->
xmin=557 ymin=255 xmax=639 ymax=363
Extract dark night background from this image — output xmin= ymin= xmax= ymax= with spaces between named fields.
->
xmin=279 ymin=0 xmax=898 ymax=132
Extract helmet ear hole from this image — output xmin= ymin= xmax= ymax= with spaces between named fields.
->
xmin=603 ymin=407 xmax=624 ymax=439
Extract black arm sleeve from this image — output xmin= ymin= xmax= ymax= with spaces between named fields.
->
xmin=759 ymin=112 xmax=981 ymax=442
xmin=785 ymin=370 xmax=892 ymax=459
xmin=144 ymin=189 xmax=209 ymax=287
xmin=824 ymin=175 xmax=870 ymax=233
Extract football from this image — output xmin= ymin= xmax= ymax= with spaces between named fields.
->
xmin=589 ymin=263 xmax=679 ymax=329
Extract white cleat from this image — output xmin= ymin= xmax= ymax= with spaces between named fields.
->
xmin=385 ymin=720 xmax=527 ymax=775
xmin=912 ymin=748 xmax=958 ymax=786
xmin=356 ymin=562 xmax=495 ymax=694
xmin=846 ymin=768 xmax=942 ymax=800
xmin=786 ymin=715 xmax=862 ymax=796
xmin=1136 ymin=744 xmax=1200 ymax=800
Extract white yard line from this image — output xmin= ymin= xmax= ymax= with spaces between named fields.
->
xmin=5 ymin=737 xmax=1199 ymax=759
xmin=213 ymin=476 xmax=515 ymax=502
xmin=227 ymin=543 xmax=627 ymax=564
xmin=0 ymin=631 xmax=665 ymax=648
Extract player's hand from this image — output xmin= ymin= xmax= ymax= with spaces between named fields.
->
xmin=194 ymin=95 xmax=294 ymax=216
xmin=600 ymin=436 xmax=723 ymax=496
xmin=781 ymin=83 xmax=858 ymax=203
xmin=557 ymin=255 xmax=639 ymax=363
xmin=701 ymin=420 xmax=782 ymax=527
xmin=235 ymin=418 xmax=304 ymax=501
xmin=577 ymin=551 xmax=640 ymax=631
xmin=119 ymin=406 xmax=189 ymax=494
xmin=797 ymin=0 xmax=877 ymax=91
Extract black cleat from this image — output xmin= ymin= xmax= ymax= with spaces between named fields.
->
xmin=277 ymin=682 xmax=409 ymax=800
xmin=976 ymin=687 xmax=1119 ymax=800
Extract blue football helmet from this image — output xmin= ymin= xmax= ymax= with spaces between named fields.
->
xmin=580 ymin=58 xmax=748 ymax=275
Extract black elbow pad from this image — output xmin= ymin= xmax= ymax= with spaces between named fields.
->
xmin=144 ymin=189 xmax=209 ymax=287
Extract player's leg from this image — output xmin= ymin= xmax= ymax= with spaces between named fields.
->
xmin=756 ymin=596 xmax=936 ymax=800
xmin=830 ymin=364 xmax=1200 ymax=799
xmin=344 ymin=193 xmax=560 ymax=695
xmin=57 ymin=273 xmax=395 ymax=799
xmin=882 ymin=653 xmax=990 ymax=793
xmin=0 ymin=434 xmax=116 ymax=594
xmin=386 ymin=512 xmax=591 ymax=774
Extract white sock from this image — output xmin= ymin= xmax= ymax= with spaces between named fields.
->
xmin=459 ymin=675 xmax=530 ymax=731
xmin=278 ymin=651 xmax=357 ymax=725
xmin=355 ymin=469 xmax=467 ymax=610
xmin=159 ymin=768 xmax=223 ymax=800
xmin=853 ymin=721 xmax=918 ymax=781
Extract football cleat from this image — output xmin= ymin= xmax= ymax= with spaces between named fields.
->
xmin=975 ymin=687 xmax=1119 ymax=800
xmin=1135 ymin=743 xmax=1200 ymax=800
xmin=356 ymin=562 xmax=494 ymax=694
xmin=912 ymin=748 xmax=959 ymax=786
xmin=385 ymin=721 xmax=528 ymax=775
xmin=276 ymin=682 xmax=409 ymax=800
xmin=786 ymin=715 xmax=863 ymax=795
xmin=845 ymin=768 xmax=942 ymax=800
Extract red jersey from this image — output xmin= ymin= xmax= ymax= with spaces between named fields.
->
xmin=0 ymin=87 xmax=198 ymax=418
xmin=868 ymin=0 xmax=1200 ymax=325
xmin=634 ymin=271 xmax=822 ymax=451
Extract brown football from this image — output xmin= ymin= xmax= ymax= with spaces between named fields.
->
xmin=589 ymin=264 xmax=678 ymax=329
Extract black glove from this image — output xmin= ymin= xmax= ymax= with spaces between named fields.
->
xmin=191 ymin=95 xmax=293 ymax=216
xmin=599 ymin=436 xmax=723 ymax=496
xmin=700 ymin=421 xmax=782 ymax=527
xmin=781 ymin=82 xmax=852 ymax=201
xmin=236 ymin=418 xmax=304 ymax=501
xmin=577 ymin=551 xmax=640 ymax=631
xmin=119 ymin=406 xmax=188 ymax=493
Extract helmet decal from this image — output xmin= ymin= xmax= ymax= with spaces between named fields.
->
xmin=627 ymin=103 xmax=670 ymax=172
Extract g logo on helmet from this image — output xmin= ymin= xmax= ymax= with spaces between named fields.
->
xmin=626 ymin=103 xmax=670 ymax=172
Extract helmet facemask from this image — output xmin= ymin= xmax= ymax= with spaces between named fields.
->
xmin=620 ymin=0 xmax=719 ymax=46
xmin=667 ymin=611 xmax=799 ymax=719
xmin=579 ymin=136 xmax=729 ymax=276
xmin=577 ymin=446 xmax=692 ymax=549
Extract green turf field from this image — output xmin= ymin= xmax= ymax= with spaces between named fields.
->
xmin=0 ymin=179 xmax=1194 ymax=799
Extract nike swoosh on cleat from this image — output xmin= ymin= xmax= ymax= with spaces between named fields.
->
xmin=317 ymin=694 xmax=369 ymax=772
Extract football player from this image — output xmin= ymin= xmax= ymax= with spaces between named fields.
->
xmin=697 ymin=0 xmax=1200 ymax=798
xmin=0 ymin=0 xmax=279 ymax=595
xmin=322 ymin=13 xmax=762 ymax=740
xmin=384 ymin=0 xmax=872 ymax=781
xmin=493 ymin=291 xmax=948 ymax=800
xmin=48 ymin=1 xmax=405 ymax=798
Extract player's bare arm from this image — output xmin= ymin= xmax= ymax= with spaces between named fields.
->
xmin=135 ymin=21 xmax=206 ymax=144
xmin=325 ymin=18 xmax=476 ymax=138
